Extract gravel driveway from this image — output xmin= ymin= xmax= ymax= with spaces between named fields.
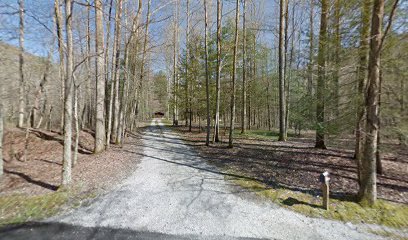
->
xmin=0 ymin=119 xmax=387 ymax=240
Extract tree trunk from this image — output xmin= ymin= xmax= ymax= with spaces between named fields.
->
xmin=111 ymin=0 xmax=123 ymax=143
xmin=228 ymin=0 xmax=240 ymax=148
xmin=173 ymin=0 xmax=179 ymax=126
xmin=214 ymin=0 xmax=222 ymax=143
xmin=185 ymin=0 xmax=190 ymax=129
xmin=73 ymin=86 xmax=79 ymax=167
xmin=18 ymin=0 xmax=25 ymax=128
xmin=278 ymin=0 xmax=287 ymax=141
xmin=354 ymin=0 xmax=371 ymax=185
xmin=241 ymin=0 xmax=247 ymax=134
xmin=54 ymin=0 xmax=65 ymax=132
xmin=204 ymin=0 xmax=210 ymax=146
xmin=376 ymin=68 xmax=383 ymax=175
xmin=359 ymin=0 xmax=385 ymax=206
xmin=106 ymin=0 xmax=115 ymax=147
xmin=333 ymin=0 xmax=341 ymax=118
xmin=307 ymin=0 xmax=314 ymax=96
xmin=23 ymin=109 xmax=32 ymax=162
xmin=94 ymin=0 xmax=106 ymax=153
xmin=62 ymin=0 xmax=74 ymax=185
xmin=315 ymin=0 xmax=328 ymax=149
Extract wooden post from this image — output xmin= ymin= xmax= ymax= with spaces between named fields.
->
xmin=320 ymin=171 xmax=330 ymax=210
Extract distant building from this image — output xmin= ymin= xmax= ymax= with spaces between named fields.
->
xmin=154 ymin=112 xmax=165 ymax=118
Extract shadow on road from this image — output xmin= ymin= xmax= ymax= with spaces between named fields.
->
xmin=0 ymin=222 xmax=269 ymax=240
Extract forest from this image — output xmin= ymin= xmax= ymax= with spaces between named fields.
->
xmin=0 ymin=0 xmax=407 ymax=238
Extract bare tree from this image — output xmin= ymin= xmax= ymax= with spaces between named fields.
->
xmin=94 ymin=0 xmax=106 ymax=153
xmin=111 ymin=0 xmax=123 ymax=143
xmin=62 ymin=0 xmax=74 ymax=185
xmin=54 ymin=0 xmax=65 ymax=131
xmin=18 ymin=0 xmax=25 ymax=128
xmin=307 ymin=0 xmax=314 ymax=96
xmin=228 ymin=0 xmax=240 ymax=148
xmin=214 ymin=0 xmax=222 ymax=143
xmin=204 ymin=0 xmax=210 ymax=146
xmin=278 ymin=0 xmax=286 ymax=141
xmin=172 ymin=0 xmax=179 ymax=126
xmin=333 ymin=0 xmax=341 ymax=117
xmin=241 ymin=0 xmax=247 ymax=134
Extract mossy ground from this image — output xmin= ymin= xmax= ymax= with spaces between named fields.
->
xmin=0 ymin=187 xmax=97 ymax=227
xmin=226 ymin=174 xmax=408 ymax=229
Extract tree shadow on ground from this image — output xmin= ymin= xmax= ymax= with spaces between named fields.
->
xmin=30 ymin=129 xmax=93 ymax=155
xmin=161 ymin=125 xmax=408 ymax=204
xmin=282 ymin=197 xmax=323 ymax=209
xmin=0 ymin=222 xmax=268 ymax=240
xmin=4 ymin=169 xmax=59 ymax=191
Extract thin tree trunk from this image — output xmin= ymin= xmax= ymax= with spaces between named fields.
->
xmin=358 ymin=0 xmax=385 ymax=205
xmin=333 ymin=0 xmax=341 ymax=118
xmin=376 ymin=68 xmax=383 ymax=175
xmin=18 ymin=0 xmax=25 ymax=128
xmin=307 ymin=0 xmax=314 ymax=96
xmin=185 ymin=0 xmax=190 ymax=130
xmin=204 ymin=0 xmax=210 ymax=146
xmin=23 ymin=109 xmax=32 ymax=162
xmin=285 ymin=3 xmax=296 ymax=137
xmin=85 ymin=0 xmax=91 ymax=130
xmin=73 ymin=86 xmax=79 ymax=167
xmin=278 ymin=0 xmax=286 ymax=141
xmin=315 ymin=0 xmax=328 ymax=149
xmin=111 ymin=0 xmax=123 ymax=143
xmin=62 ymin=0 xmax=74 ymax=185
xmin=47 ymin=106 xmax=53 ymax=131
xmin=106 ymin=0 xmax=115 ymax=147
xmin=228 ymin=0 xmax=240 ymax=148
xmin=241 ymin=0 xmax=247 ymax=134
xmin=283 ymin=0 xmax=289 ymax=138
xmin=54 ymin=0 xmax=65 ymax=132
xmin=214 ymin=0 xmax=222 ymax=143
xmin=172 ymin=0 xmax=179 ymax=126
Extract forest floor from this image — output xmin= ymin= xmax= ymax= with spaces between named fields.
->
xmin=0 ymin=123 xmax=147 ymax=226
xmin=168 ymin=124 xmax=408 ymax=204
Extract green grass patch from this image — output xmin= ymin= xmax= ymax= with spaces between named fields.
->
xmin=0 ymin=188 xmax=97 ymax=227
xmin=369 ymin=229 xmax=408 ymax=240
xmin=226 ymin=173 xmax=408 ymax=229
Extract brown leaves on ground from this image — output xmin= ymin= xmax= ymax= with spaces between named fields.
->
xmin=0 ymin=127 xmax=144 ymax=197
xmin=174 ymin=126 xmax=408 ymax=204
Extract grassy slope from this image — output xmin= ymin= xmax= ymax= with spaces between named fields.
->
xmin=0 ymin=187 xmax=96 ymax=226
